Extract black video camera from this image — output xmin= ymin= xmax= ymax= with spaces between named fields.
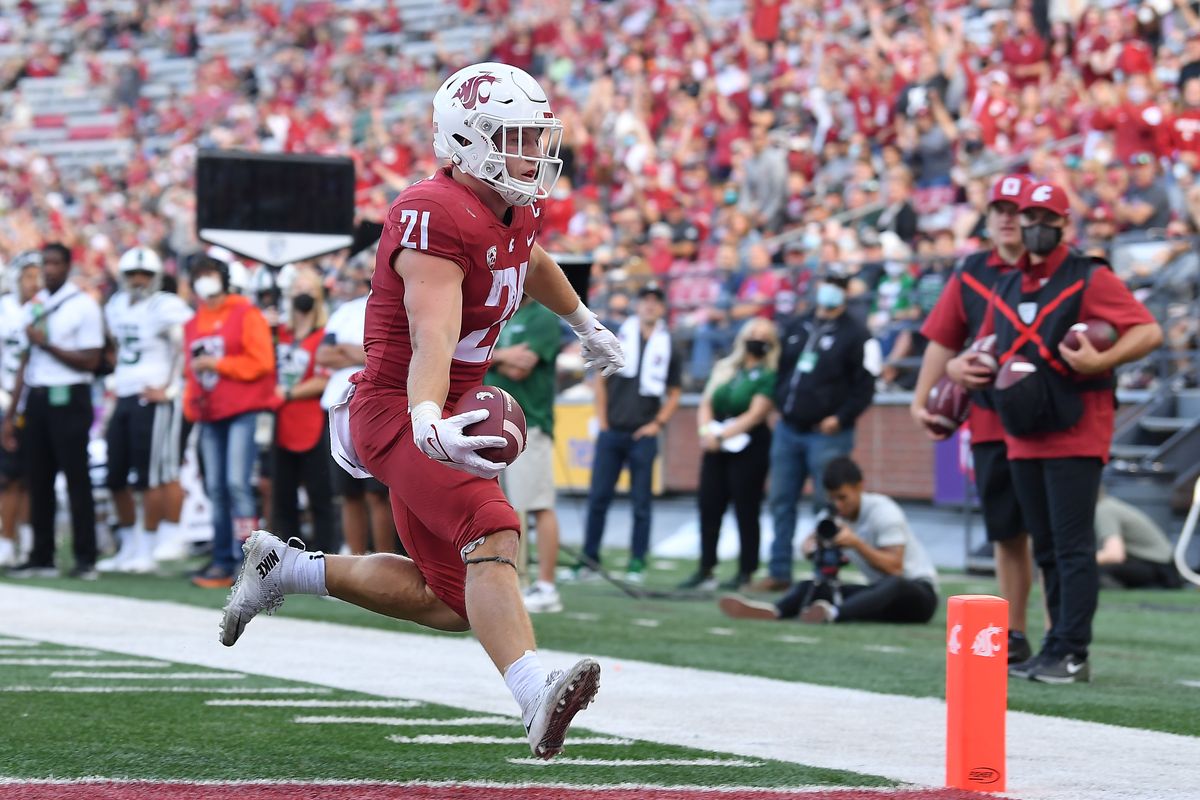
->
xmin=811 ymin=512 xmax=848 ymax=583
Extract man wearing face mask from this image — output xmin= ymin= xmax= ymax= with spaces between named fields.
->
xmin=970 ymin=182 xmax=1162 ymax=684
xmin=754 ymin=269 xmax=873 ymax=592
xmin=182 ymin=256 xmax=277 ymax=588
xmin=98 ymin=247 xmax=194 ymax=574
xmin=912 ymin=174 xmax=1035 ymax=665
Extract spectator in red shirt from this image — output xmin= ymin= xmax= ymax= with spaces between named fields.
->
xmin=270 ymin=266 xmax=334 ymax=553
xmin=1091 ymin=74 xmax=1168 ymax=163
xmin=1002 ymin=9 xmax=1048 ymax=90
xmin=1170 ymin=77 xmax=1200 ymax=168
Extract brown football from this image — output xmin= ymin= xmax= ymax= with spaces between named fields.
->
xmin=966 ymin=333 xmax=999 ymax=375
xmin=453 ymin=385 xmax=527 ymax=465
xmin=1062 ymin=319 xmax=1117 ymax=352
xmin=994 ymin=356 xmax=1037 ymax=391
xmin=924 ymin=376 xmax=970 ymax=436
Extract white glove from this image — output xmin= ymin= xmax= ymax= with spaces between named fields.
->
xmin=565 ymin=305 xmax=625 ymax=377
xmin=410 ymin=401 xmax=507 ymax=480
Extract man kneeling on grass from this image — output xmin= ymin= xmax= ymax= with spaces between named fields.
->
xmin=720 ymin=457 xmax=939 ymax=624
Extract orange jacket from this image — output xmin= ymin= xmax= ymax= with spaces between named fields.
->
xmin=183 ymin=295 xmax=276 ymax=422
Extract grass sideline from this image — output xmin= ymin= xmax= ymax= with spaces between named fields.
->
xmin=3 ymin=551 xmax=1198 ymax=737
xmin=0 ymin=639 xmax=886 ymax=788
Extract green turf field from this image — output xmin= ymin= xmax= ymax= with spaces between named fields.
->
xmin=4 ymin=550 xmax=1197 ymax=739
xmin=0 ymin=636 xmax=884 ymax=787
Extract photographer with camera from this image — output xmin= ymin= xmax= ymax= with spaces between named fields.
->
xmin=719 ymin=457 xmax=938 ymax=624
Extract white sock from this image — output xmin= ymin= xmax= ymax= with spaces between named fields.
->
xmin=115 ymin=526 xmax=135 ymax=551
xmin=158 ymin=520 xmax=180 ymax=537
xmin=278 ymin=548 xmax=328 ymax=596
xmin=504 ymin=650 xmax=547 ymax=724
xmin=827 ymin=603 xmax=840 ymax=621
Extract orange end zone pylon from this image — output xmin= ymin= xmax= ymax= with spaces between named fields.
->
xmin=945 ymin=594 xmax=1008 ymax=793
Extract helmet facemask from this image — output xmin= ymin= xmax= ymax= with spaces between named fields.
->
xmin=458 ymin=114 xmax=564 ymax=207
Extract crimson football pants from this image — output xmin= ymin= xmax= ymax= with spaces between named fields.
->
xmin=349 ymin=382 xmax=520 ymax=620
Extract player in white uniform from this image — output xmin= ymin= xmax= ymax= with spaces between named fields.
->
xmin=98 ymin=247 xmax=194 ymax=572
xmin=0 ymin=252 xmax=42 ymax=566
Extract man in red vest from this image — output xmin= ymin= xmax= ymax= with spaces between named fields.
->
xmin=183 ymin=255 xmax=276 ymax=588
xmin=956 ymin=181 xmax=1161 ymax=684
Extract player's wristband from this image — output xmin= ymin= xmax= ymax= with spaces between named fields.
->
xmin=563 ymin=302 xmax=598 ymax=336
xmin=410 ymin=401 xmax=443 ymax=431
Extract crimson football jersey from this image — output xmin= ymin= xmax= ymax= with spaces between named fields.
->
xmin=361 ymin=166 xmax=543 ymax=403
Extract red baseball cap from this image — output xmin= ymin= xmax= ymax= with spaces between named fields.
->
xmin=1020 ymin=181 xmax=1070 ymax=218
xmin=988 ymin=174 xmax=1028 ymax=206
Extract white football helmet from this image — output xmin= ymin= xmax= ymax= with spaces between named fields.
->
xmin=118 ymin=246 xmax=163 ymax=299
xmin=118 ymin=246 xmax=163 ymax=275
xmin=432 ymin=62 xmax=564 ymax=207
xmin=4 ymin=250 xmax=41 ymax=296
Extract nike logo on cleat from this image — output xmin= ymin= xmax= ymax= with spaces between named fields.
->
xmin=255 ymin=549 xmax=280 ymax=579
xmin=1066 ymin=661 xmax=1086 ymax=675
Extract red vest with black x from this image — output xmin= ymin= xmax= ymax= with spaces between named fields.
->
xmin=991 ymin=251 xmax=1115 ymax=387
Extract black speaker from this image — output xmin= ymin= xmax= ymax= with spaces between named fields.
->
xmin=555 ymin=254 xmax=593 ymax=304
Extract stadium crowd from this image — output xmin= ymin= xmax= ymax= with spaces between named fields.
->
xmin=0 ymin=0 xmax=1196 ymax=391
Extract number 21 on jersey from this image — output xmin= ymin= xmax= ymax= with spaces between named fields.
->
xmin=455 ymin=263 xmax=526 ymax=363
xmin=398 ymin=210 xmax=430 ymax=251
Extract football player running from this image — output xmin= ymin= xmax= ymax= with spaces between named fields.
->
xmin=219 ymin=63 xmax=624 ymax=759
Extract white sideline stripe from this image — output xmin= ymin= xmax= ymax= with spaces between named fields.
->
xmin=1180 ymin=680 xmax=1200 ymax=689
xmin=0 ymin=778 xmax=883 ymax=794
xmin=0 ymin=649 xmax=100 ymax=656
xmin=0 ymin=686 xmax=328 ymax=694
xmin=294 ymin=715 xmax=511 ymax=726
xmin=386 ymin=735 xmax=632 ymax=746
xmin=775 ymin=635 xmax=819 ymax=645
xmin=0 ymin=658 xmax=169 ymax=667
xmin=206 ymin=699 xmax=418 ymax=708
xmin=706 ymin=627 xmax=736 ymax=636
xmin=631 ymin=619 xmax=660 ymax=628
xmin=509 ymin=757 xmax=763 ymax=767
xmin=861 ymin=645 xmax=906 ymax=654
xmin=0 ymin=640 xmax=40 ymax=647
xmin=49 ymin=671 xmax=246 ymax=680
xmin=1 ymin=584 xmax=1197 ymax=800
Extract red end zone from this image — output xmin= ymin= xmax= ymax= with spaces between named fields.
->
xmin=0 ymin=783 xmax=1009 ymax=800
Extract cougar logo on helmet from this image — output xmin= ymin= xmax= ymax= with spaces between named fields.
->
xmin=453 ymin=74 xmax=498 ymax=110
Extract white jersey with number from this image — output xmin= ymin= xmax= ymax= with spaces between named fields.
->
xmin=105 ymin=291 xmax=195 ymax=397
xmin=0 ymin=293 xmax=27 ymax=397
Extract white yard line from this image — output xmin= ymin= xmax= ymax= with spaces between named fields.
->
xmin=0 ymin=639 xmax=38 ymax=646
xmin=385 ymin=735 xmax=632 ymax=746
xmin=206 ymin=699 xmax=418 ymax=708
xmin=0 ymin=658 xmax=168 ymax=667
xmin=0 ymin=649 xmax=100 ymax=656
xmin=0 ymin=584 xmax=1196 ymax=800
xmin=48 ymin=671 xmax=246 ymax=680
xmin=293 ymin=715 xmax=512 ymax=726
xmin=509 ymin=757 xmax=763 ymax=767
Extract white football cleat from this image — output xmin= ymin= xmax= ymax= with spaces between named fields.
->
xmin=219 ymin=530 xmax=295 ymax=647
xmin=524 ymin=658 xmax=600 ymax=759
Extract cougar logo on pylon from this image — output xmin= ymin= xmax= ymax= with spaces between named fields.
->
xmin=971 ymin=623 xmax=1003 ymax=657
xmin=476 ymin=390 xmax=495 ymax=401
xmin=453 ymin=74 xmax=498 ymax=110
xmin=948 ymin=623 xmax=962 ymax=655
